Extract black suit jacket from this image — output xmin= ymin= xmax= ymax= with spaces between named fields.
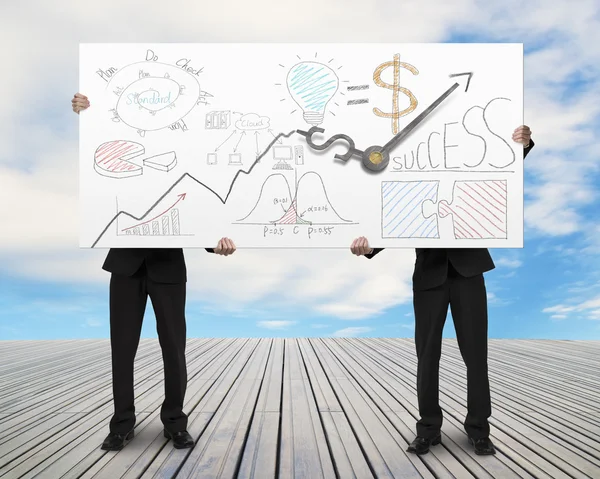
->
xmin=365 ymin=141 xmax=534 ymax=291
xmin=102 ymin=247 xmax=214 ymax=284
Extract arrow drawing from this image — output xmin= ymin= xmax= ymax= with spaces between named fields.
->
xmin=449 ymin=72 xmax=473 ymax=92
xmin=233 ymin=131 xmax=246 ymax=152
xmin=215 ymin=130 xmax=236 ymax=151
xmin=121 ymin=193 xmax=186 ymax=232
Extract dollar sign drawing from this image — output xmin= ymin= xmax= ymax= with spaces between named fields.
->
xmin=373 ymin=54 xmax=419 ymax=134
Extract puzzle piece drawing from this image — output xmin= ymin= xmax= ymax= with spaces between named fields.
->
xmin=430 ymin=180 xmax=507 ymax=239
xmin=381 ymin=181 xmax=440 ymax=238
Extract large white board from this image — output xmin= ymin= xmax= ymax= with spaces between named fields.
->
xmin=79 ymin=43 xmax=523 ymax=249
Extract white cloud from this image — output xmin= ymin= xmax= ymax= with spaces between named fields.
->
xmin=1 ymin=0 xmax=600 ymax=324
xmin=543 ymin=294 xmax=600 ymax=321
xmin=542 ymin=305 xmax=576 ymax=314
xmin=83 ymin=318 xmax=103 ymax=327
xmin=235 ymin=113 xmax=270 ymax=131
xmin=256 ymin=320 xmax=296 ymax=329
xmin=332 ymin=326 xmax=372 ymax=337
xmin=494 ymin=257 xmax=523 ymax=269
xmin=486 ymin=291 xmax=512 ymax=306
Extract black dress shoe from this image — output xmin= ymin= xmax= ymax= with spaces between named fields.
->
xmin=469 ymin=436 xmax=496 ymax=455
xmin=101 ymin=429 xmax=134 ymax=451
xmin=164 ymin=429 xmax=195 ymax=449
xmin=406 ymin=433 xmax=442 ymax=455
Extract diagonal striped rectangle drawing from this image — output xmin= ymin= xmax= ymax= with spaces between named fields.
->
xmin=439 ymin=180 xmax=507 ymax=239
xmin=381 ymin=181 xmax=440 ymax=238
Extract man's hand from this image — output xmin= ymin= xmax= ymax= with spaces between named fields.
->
xmin=350 ymin=236 xmax=373 ymax=256
xmin=214 ymin=237 xmax=236 ymax=256
xmin=512 ymin=124 xmax=531 ymax=148
xmin=72 ymin=93 xmax=90 ymax=114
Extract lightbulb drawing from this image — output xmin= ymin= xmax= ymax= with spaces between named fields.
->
xmin=286 ymin=61 xmax=340 ymax=126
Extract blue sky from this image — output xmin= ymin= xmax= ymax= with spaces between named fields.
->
xmin=1 ymin=0 xmax=600 ymax=341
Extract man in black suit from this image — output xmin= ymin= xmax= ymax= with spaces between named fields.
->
xmin=72 ymin=93 xmax=237 ymax=451
xmin=350 ymin=125 xmax=534 ymax=455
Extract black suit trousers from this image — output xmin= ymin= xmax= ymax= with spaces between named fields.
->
xmin=413 ymin=262 xmax=491 ymax=440
xmin=108 ymin=262 xmax=188 ymax=434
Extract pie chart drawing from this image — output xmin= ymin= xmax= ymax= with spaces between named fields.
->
xmin=106 ymin=61 xmax=207 ymax=133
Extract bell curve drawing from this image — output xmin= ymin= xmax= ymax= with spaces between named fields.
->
xmin=80 ymin=43 xmax=524 ymax=248
xmin=235 ymin=168 xmax=356 ymax=226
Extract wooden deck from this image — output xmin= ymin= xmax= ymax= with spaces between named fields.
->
xmin=0 ymin=338 xmax=599 ymax=478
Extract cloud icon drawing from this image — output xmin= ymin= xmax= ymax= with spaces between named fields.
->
xmin=235 ymin=113 xmax=270 ymax=130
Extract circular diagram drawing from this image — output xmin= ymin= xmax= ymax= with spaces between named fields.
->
xmin=106 ymin=61 xmax=210 ymax=136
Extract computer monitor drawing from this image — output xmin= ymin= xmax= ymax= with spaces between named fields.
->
xmin=228 ymin=153 xmax=242 ymax=165
xmin=272 ymin=145 xmax=293 ymax=170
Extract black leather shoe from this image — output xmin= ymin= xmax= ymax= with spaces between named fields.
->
xmin=469 ymin=436 xmax=496 ymax=455
xmin=164 ymin=429 xmax=195 ymax=449
xmin=101 ymin=429 xmax=134 ymax=451
xmin=406 ymin=433 xmax=442 ymax=455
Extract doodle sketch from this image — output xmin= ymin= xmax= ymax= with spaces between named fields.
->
xmin=373 ymin=54 xmax=419 ymax=134
xmin=117 ymin=193 xmax=191 ymax=236
xmin=381 ymin=181 xmax=440 ymax=238
xmin=105 ymin=60 xmax=212 ymax=137
xmin=276 ymin=53 xmax=347 ymax=126
xmin=236 ymin=170 xmax=354 ymax=226
xmin=423 ymin=180 xmax=508 ymax=239
xmin=93 ymin=140 xmax=177 ymax=178
xmin=94 ymin=140 xmax=145 ymax=178
xmin=80 ymin=43 xmax=523 ymax=248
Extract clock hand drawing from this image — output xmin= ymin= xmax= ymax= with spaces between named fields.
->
xmin=297 ymin=73 xmax=472 ymax=172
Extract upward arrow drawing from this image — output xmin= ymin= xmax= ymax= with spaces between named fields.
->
xmin=91 ymin=130 xmax=297 ymax=248
xmin=448 ymin=72 xmax=473 ymax=92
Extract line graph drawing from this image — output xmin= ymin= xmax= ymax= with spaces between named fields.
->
xmin=276 ymin=53 xmax=350 ymax=125
xmin=104 ymin=61 xmax=212 ymax=137
xmin=82 ymin=43 xmax=524 ymax=248
xmin=117 ymin=193 xmax=192 ymax=236
xmin=381 ymin=181 xmax=440 ymax=239
xmin=235 ymin=169 xmax=354 ymax=226
xmin=429 ymin=180 xmax=508 ymax=239
xmin=91 ymin=130 xmax=297 ymax=248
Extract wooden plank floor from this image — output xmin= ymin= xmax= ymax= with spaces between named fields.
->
xmin=0 ymin=338 xmax=599 ymax=478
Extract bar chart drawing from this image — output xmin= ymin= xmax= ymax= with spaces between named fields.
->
xmin=117 ymin=194 xmax=193 ymax=237
xmin=122 ymin=208 xmax=182 ymax=236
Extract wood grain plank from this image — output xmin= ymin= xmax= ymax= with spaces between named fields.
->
xmin=311 ymin=339 xmax=431 ymax=479
xmin=363 ymin=338 xmax=586 ymax=479
xmin=138 ymin=339 xmax=264 ymax=478
xmin=237 ymin=338 xmax=283 ymax=479
xmin=278 ymin=339 xmax=336 ymax=479
xmin=0 ymin=338 xmax=598 ymax=479
xmin=298 ymin=338 xmax=373 ymax=479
